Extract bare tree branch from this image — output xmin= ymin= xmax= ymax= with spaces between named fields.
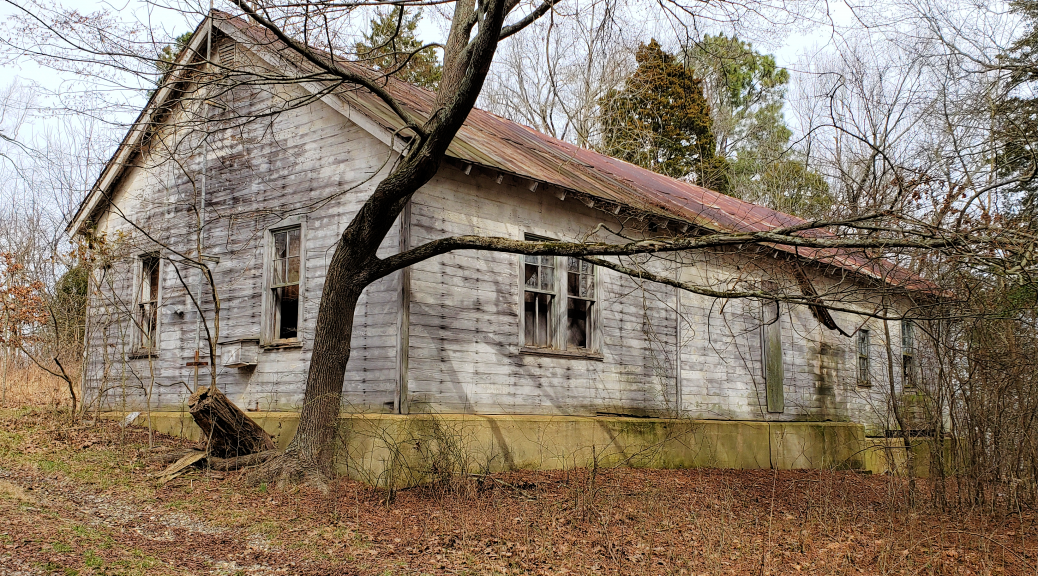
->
xmin=229 ymin=0 xmax=429 ymax=140
xmin=499 ymin=0 xmax=560 ymax=40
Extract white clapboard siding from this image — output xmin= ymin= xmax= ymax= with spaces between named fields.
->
xmin=83 ymin=37 xmax=908 ymax=433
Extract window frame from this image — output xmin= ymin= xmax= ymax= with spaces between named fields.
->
xmin=563 ymin=256 xmax=597 ymax=351
xmin=901 ymin=319 xmax=916 ymax=388
xmin=518 ymin=234 xmax=601 ymax=357
xmin=133 ymin=253 xmax=162 ymax=356
xmin=261 ymin=219 xmax=306 ymax=347
xmin=522 ymin=252 xmax=557 ymax=349
xmin=857 ymin=328 xmax=871 ymax=386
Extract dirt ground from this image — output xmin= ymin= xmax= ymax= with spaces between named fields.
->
xmin=1 ymin=408 xmax=1035 ymax=575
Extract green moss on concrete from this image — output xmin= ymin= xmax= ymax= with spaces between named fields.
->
xmin=105 ymin=412 xmax=878 ymax=487
xmin=770 ymin=422 xmax=865 ymax=470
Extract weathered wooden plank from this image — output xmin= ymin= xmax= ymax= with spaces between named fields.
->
xmin=763 ymin=302 xmax=785 ymax=413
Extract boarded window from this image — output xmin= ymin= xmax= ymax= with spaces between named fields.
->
xmin=524 ymin=254 xmax=554 ymax=347
xmin=901 ymin=320 xmax=916 ymax=388
xmin=857 ymin=329 xmax=870 ymax=385
xmin=270 ymin=227 xmax=301 ymax=341
xmin=763 ymin=300 xmax=784 ymax=413
xmin=137 ymin=254 xmax=160 ymax=351
xmin=566 ymin=258 xmax=595 ymax=349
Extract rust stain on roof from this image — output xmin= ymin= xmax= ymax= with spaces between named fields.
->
xmin=213 ymin=14 xmax=938 ymax=292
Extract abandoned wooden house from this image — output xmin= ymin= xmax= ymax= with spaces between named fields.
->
xmin=70 ymin=12 xmax=930 ymax=475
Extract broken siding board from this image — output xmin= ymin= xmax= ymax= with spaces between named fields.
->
xmin=407 ymin=312 xmax=520 ymax=334
xmin=405 ymin=356 xmax=522 ymax=373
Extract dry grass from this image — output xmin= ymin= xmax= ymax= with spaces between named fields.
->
xmin=1 ymin=407 xmax=1036 ymax=575
xmin=0 ymin=365 xmax=75 ymax=408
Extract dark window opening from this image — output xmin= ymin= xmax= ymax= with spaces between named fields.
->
xmin=901 ymin=320 xmax=915 ymax=388
xmin=903 ymin=354 xmax=916 ymax=388
xmin=270 ymin=227 xmax=301 ymax=341
xmin=567 ymin=298 xmax=590 ymax=348
xmin=566 ymin=258 xmax=594 ymax=349
xmin=857 ymin=329 xmax=870 ymax=385
xmin=138 ymin=255 xmax=160 ymax=351
xmin=275 ymin=285 xmax=299 ymax=339
xmin=524 ymin=291 xmax=552 ymax=347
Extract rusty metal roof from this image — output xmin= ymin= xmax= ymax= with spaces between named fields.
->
xmin=225 ymin=15 xmax=791 ymax=231
xmin=169 ymin=14 xmax=938 ymax=293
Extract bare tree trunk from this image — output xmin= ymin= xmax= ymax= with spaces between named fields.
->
xmin=281 ymin=266 xmax=362 ymax=474
xmin=235 ymin=0 xmax=519 ymax=488
xmin=248 ymin=120 xmax=448 ymax=488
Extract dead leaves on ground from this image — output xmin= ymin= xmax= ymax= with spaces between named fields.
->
xmin=2 ymin=409 xmax=1036 ymax=575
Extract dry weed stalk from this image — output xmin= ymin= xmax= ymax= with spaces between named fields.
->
xmin=0 ymin=363 xmax=77 ymax=408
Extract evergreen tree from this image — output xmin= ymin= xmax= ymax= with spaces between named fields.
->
xmin=51 ymin=263 xmax=88 ymax=354
xmin=993 ymin=0 xmax=1038 ymax=225
xmin=598 ymin=40 xmax=727 ymax=191
xmin=683 ymin=34 xmax=789 ymax=158
xmin=149 ymin=31 xmax=194 ymax=97
xmin=156 ymin=32 xmax=194 ymax=78
xmin=685 ymin=35 xmax=831 ymax=218
xmin=355 ymin=7 xmax=442 ymax=90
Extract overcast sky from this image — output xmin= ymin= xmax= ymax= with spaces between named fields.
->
xmin=1 ymin=0 xmax=861 ymax=91
xmin=0 ymin=0 xmax=866 ymax=178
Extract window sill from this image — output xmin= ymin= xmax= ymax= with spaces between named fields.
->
xmin=127 ymin=350 xmax=157 ymax=360
xmin=857 ymin=382 xmax=872 ymax=388
xmin=520 ymin=347 xmax=603 ymax=361
xmin=261 ymin=340 xmax=302 ymax=350
xmin=218 ymin=336 xmax=260 ymax=345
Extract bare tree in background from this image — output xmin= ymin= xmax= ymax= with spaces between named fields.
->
xmin=479 ymin=0 xmax=639 ymax=147
xmin=775 ymin=0 xmax=1038 ymax=507
xmin=0 ymin=79 xmax=109 ymax=412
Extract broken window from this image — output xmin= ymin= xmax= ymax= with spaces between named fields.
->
xmin=521 ymin=235 xmax=598 ymax=353
xmin=566 ymin=258 xmax=595 ymax=349
xmin=901 ymin=320 xmax=916 ymax=388
xmin=137 ymin=254 xmax=160 ymax=352
xmin=268 ymin=226 xmax=301 ymax=343
xmin=524 ymin=254 xmax=554 ymax=347
xmin=857 ymin=329 xmax=870 ymax=385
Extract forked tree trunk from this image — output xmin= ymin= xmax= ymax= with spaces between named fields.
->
xmin=189 ymin=385 xmax=275 ymax=458
xmin=243 ymin=0 xmax=509 ymax=483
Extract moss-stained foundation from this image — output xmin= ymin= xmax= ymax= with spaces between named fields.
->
xmin=108 ymin=412 xmax=906 ymax=486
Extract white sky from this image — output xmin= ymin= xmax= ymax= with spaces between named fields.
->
xmin=1 ymin=0 xmax=859 ymax=88
xmin=0 ymin=0 xmax=862 ymax=157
